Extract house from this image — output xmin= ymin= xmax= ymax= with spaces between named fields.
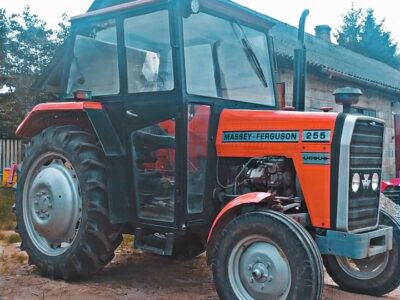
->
xmin=267 ymin=17 xmax=400 ymax=179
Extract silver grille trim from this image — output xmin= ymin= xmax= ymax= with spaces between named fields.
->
xmin=336 ymin=115 xmax=385 ymax=233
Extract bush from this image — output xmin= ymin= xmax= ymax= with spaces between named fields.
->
xmin=0 ymin=188 xmax=16 ymax=230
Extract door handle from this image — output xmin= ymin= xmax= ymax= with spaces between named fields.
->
xmin=126 ymin=110 xmax=139 ymax=118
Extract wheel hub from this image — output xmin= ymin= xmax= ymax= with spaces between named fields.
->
xmin=34 ymin=191 xmax=53 ymax=220
xmin=251 ymin=262 xmax=269 ymax=283
xmin=229 ymin=236 xmax=291 ymax=300
xmin=24 ymin=157 xmax=82 ymax=254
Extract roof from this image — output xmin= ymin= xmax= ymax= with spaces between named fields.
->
xmin=266 ymin=16 xmax=400 ymax=94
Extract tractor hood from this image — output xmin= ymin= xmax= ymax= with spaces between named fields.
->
xmin=216 ymin=109 xmax=338 ymax=158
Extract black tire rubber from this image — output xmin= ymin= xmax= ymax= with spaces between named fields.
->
xmin=15 ymin=126 xmax=123 ymax=280
xmin=210 ymin=210 xmax=324 ymax=300
xmin=323 ymin=209 xmax=400 ymax=296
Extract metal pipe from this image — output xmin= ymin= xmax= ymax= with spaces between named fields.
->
xmin=293 ymin=9 xmax=309 ymax=112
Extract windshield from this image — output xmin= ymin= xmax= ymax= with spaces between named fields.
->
xmin=183 ymin=12 xmax=275 ymax=106
xmin=67 ymin=19 xmax=119 ymax=97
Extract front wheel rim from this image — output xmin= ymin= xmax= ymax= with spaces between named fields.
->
xmin=336 ymin=252 xmax=389 ymax=280
xmin=228 ymin=235 xmax=291 ymax=300
xmin=22 ymin=152 xmax=82 ymax=257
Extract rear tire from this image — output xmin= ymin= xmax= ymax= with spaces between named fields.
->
xmin=323 ymin=209 xmax=400 ymax=296
xmin=210 ymin=210 xmax=323 ymax=300
xmin=16 ymin=126 xmax=123 ymax=280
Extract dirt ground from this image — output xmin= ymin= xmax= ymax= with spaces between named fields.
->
xmin=0 ymin=233 xmax=399 ymax=300
xmin=0 ymin=195 xmax=399 ymax=300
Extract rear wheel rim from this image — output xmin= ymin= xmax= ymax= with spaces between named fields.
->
xmin=336 ymin=252 xmax=389 ymax=280
xmin=22 ymin=152 xmax=82 ymax=256
xmin=228 ymin=235 xmax=291 ymax=300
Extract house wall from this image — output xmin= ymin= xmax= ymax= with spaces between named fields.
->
xmin=279 ymin=68 xmax=396 ymax=180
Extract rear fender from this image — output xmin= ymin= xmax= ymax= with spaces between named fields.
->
xmin=16 ymin=102 xmax=124 ymax=157
xmin=16 ymin=102 xmax=131 ymax=223
xmin=206 ymin=192 xmax=273 ymax=264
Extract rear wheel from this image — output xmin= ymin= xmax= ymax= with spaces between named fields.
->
xmin=323 ymin=209 xmax=400 ymax=296
xmin=210 ymin=210 xmax=323 ymax=300
xmin=16 ymin=126 xmax=122 ymax=280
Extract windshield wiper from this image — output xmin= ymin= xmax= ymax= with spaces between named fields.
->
xmin=231 ymin=21 xmax=268 ymax=88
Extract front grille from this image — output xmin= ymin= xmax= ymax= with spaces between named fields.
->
xmin=348 ymin=119 xmax=384 ymax=231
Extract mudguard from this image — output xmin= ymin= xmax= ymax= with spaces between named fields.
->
xmin=16 ymin=102 xmax=124 ymax=157
xmin=16 ymin=101 xmax=131 ymax=223
xmin=206 ymin=192 xmax=273 ymax=263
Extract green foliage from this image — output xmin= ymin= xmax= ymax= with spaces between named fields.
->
xmin=0 ymin=6 xmax=70 ymax=137
xmin=336 ymin=5 xmax=363 ymax=52
xmin=0 ymin=188 xmax=16 ymax=230
xmin=7 ymin=233 xmax=21 ymax=244
xmin=336 ymin=6 xmax=399 ymax=68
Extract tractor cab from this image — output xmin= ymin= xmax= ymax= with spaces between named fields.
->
xmin=40 ymin=0 xmax=278 ymax=235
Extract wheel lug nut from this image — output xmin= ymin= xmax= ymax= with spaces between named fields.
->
xmin=266 ymin=262 xmax=271 ymax=268
xmin=45 ymin=212 xmax=50 ymax=217
xmin=248 ymin=264 xmax=253 ymax=270
xmin=268 ymin=276 xmax=273 ymax=282
xmin=250 ymin=277 xmax=254 ymax=283
xmin=256 ymin=257 xmax=261 ymax=263
xmin=48 ymin=204 xmax=53 ymax=209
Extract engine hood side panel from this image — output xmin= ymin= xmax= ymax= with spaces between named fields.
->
xmin=216 ymin=109 xmax=339 ymax=229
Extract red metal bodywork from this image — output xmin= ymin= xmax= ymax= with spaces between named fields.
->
xmin=207 ymin=192 xmax=273 ymax=242
xmin=16 ymin=102 xmax=103 ymax=138
xmin=216 ymin=109 xmax=338 ymax=229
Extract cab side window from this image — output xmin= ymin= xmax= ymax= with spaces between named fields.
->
xmin=124 ymin=10 xmax=174 ymax=93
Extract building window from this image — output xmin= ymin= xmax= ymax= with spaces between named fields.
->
xmin=349 ymin=107 xmax=377 ymax=117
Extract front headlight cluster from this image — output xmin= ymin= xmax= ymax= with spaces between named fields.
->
xmin=351 ymin=173 xmax=379 ymax=192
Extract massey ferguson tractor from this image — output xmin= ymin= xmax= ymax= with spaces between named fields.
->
xmin=14 ymin=0 xmax=399 ymax=299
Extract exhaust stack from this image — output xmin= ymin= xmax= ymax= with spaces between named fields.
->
xmin=293 ymin=9 xmax=309 ymax=112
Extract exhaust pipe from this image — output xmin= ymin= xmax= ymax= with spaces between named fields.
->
xmin=293 ymin=9 xmax=309 ymax=112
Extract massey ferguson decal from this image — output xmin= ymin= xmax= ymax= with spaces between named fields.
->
xmin=302 ymin=152 xmax=330 ymax=165
xmin=222 ymin=131 xmax=299 ymax=143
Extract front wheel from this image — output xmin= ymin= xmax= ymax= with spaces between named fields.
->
xmin=16 ymin=126 xmax=122 ymax=280
xmin=323 ymin=209 xmax=400 ymax=296
xmin=210 ymin=210 xmax=324 ymax=300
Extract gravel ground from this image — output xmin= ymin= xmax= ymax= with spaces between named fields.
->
xmin=0 ymin=195 xmax=398 ymax=300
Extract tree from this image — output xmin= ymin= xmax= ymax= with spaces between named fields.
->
xmin=0 ymin=6 xmax=69 ymax=137
xmin=335 ymin=5 xmax=363 ymax=52
xmin=336 ymin=7 xmax=399 ymax=68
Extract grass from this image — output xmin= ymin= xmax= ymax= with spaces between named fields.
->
xmin=7 ymin=233 xmax=21 ymax=244
xmin=0 ymin=188 xmax=16 ymax=230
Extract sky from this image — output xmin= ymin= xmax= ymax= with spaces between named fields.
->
xmin=0 ymin=0 xmax=399 ymax=45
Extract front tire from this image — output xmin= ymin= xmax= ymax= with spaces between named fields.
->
xmin=323 ymin=209 xmax=400 ymax=296
xmin=210 ymin=210 xmax=323 ymax=300
xmin=16 ymin=126 xmax=122 ymax=280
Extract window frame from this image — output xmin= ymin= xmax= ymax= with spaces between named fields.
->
xmin=63 ymin=2 xmax=179 ymax=101
xmin=181 ymin=7 xmax=278 ymax=109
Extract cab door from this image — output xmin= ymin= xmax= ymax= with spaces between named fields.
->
xmin=121 ymin=7 xmax=182 ymax=228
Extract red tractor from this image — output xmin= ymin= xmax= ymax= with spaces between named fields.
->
xmin=15 ymin=1 xmax=399 ymax=299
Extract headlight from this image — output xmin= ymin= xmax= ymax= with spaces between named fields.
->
xmin=352 ymin=173 xmax=360 ymax=193
xmin=371 ymin=173 xmax=379 ymax=191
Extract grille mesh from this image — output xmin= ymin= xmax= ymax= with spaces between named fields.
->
xmin=348 ymin=120 xmax=384 ymax=231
